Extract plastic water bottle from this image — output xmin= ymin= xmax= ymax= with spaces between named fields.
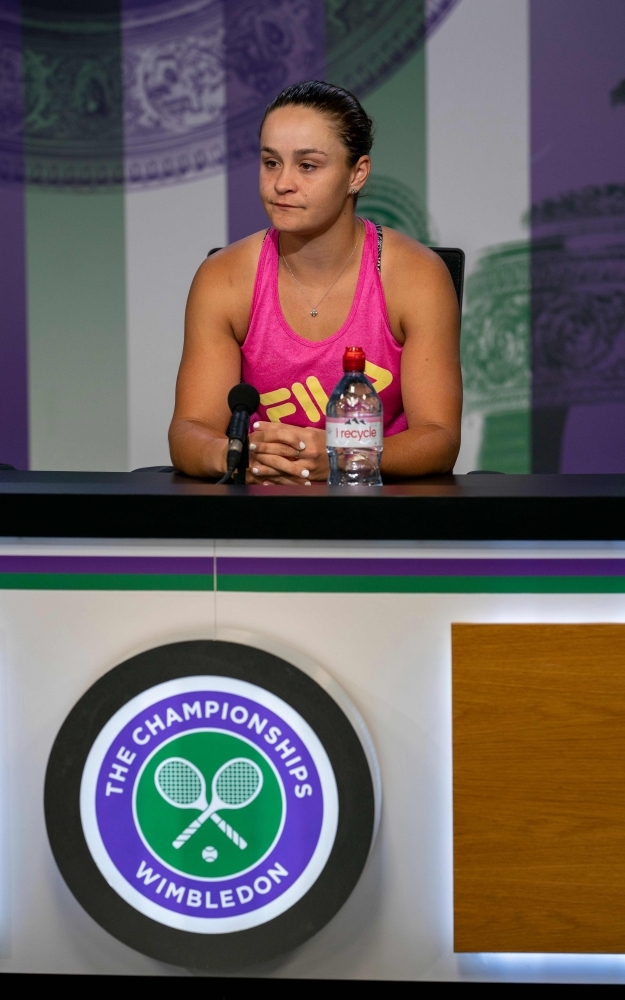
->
xmin=326 ymin=346 xmax=383 ymax=486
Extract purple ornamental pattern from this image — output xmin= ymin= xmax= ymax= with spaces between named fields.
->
xmin=530 ymin=0 xmax=625 ymax=472
xmin=0 ymin=1 xmax=28 ymax=468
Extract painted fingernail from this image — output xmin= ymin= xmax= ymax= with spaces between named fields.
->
xmin=304 ymin=480 xmax=311 ymax=487
xmin=249 ymin=442 xmax=257 ymax=451
xmin=253 ymin=421 xmax=260 ymax=429
xmin=301 ymin=469 xmax=310 ymax=478
xmin=263 ymin=481 xmax=271 ymax=486
xmin=299 ymin=441 xmax=306 ymax=450
xmin=252 ymin=467 xmax=259 ymax=475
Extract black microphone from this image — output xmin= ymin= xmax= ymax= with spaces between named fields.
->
xmin=226 ymin=383 xmax=260 ymax=474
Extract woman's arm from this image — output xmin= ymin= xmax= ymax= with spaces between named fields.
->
xmin=380 ymin=231 xmax=462 ymax=477
xmin=169 ymin=240 xmax=262 ymax=478
xmin=171 ymin=235 xmax=317 ymax=482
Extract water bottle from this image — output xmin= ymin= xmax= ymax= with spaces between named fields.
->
xmin=326 ymin=346 xmax=383 ymax=486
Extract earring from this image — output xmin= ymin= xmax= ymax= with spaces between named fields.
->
xmin=350 ymin=187 xmax=357 ymax=195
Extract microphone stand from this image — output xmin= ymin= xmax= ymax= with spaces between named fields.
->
xmin=216 ymin=384 xmax=260 ymax=485
xmin=234 ymin=435 xmax=249 ymax=484
xmin=215 ymin=426 xmax=250 ymax=486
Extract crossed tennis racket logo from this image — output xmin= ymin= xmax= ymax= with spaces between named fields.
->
xmin=155 ymin=756 xmax=263 ymax=852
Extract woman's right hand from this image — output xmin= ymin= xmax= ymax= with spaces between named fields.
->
xmin=246 ymin=422 xmax=328 ymax=485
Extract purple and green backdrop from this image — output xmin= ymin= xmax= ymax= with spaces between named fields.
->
xmin=0 ymin=1 xmax=623 ymax=474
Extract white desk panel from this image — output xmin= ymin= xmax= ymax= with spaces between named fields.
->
xmin=1 ymin=538 xmax=625 ymax=982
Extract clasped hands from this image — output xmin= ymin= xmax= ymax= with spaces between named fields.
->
xmin=246 ymin=422 xmax=328 ymax=485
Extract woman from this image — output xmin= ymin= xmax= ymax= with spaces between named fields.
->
xmin=169 ymin=81 xmax=461 ymax=484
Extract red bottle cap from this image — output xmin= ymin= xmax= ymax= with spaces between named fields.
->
xmin=343 ymin=346 xmax=366 ymax=372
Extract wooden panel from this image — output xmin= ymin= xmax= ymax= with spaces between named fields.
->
xmin=453 ymin=623 xmax=625 ymax=953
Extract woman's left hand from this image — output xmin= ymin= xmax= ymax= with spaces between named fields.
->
xmin=247 ymin=423 xmax=328 ymax=485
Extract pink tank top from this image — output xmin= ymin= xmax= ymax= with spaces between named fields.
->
xmin=241 ymin=219 xmax=407 ymax=435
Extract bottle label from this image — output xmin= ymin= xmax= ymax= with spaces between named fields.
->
xmin=326 ymin=416 xmax=383 ymax=449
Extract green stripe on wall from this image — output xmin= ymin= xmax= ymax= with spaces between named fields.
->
xmin=26 ymin=190 xmax=128 ymax=471
xmin=23 ymin=3 xmax=128 ymax=472
xmin=0 ymin=574 xmax=213 ymax=590
xmin=359 ymin=44 xmax=428 ymax=242
xmin=3 ymin=573 xmax=624 ymax=594
xmin=217 ymin=575 xmax=625 ymax=593
xmin=479 ymin=410 xmax=531 ymax=475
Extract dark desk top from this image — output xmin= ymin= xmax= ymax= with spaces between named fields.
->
xmin=0 ymin=470 xmax=623 ymax=540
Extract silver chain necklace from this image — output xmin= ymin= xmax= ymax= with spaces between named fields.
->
xmin=279 ymin=221 xmax=363 ymax=317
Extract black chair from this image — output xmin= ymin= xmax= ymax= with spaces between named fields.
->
xmin=207 ymin=245 xmax=465 ymax=311
xmin=130 ymin=465 xmax=175 ymax=473
xmin=430 ymin=248 xmax=464 ymax=311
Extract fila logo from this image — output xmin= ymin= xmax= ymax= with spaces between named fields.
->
xmin=259 ymin=361 xmax=393 ymax=423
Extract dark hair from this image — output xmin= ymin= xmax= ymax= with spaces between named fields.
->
xmin=260 ymin=80 xmax=374 ymax=166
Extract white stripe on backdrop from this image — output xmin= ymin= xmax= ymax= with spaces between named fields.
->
xmin=427 ymin=0 xmax=530 ymax=472
xmin=124 ymin=173 xmax=227 ymax=471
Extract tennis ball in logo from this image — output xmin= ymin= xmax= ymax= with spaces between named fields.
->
xmin=134 ymin=731 xmax=284 ymax=879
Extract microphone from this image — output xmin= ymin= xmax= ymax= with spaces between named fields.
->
xmin=226 ymin=383 xmax=260 ymax=474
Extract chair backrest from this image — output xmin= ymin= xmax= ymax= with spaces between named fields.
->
xmin=207 ymin=244 xmax=465 ymax=311
xmin=429 ymin=247 xmax=464 ymax=312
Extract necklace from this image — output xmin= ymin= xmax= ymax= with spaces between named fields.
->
xmin=279 ymin=221 xmax=362 ymax=317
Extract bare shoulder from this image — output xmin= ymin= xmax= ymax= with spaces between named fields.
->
xmin=380 ymin=227 xmax=452 ymax=290
xmin=378 ymin=227 xmax=459 ymax=340
xmin=192 ymin=229 xmax=267 ymax=294
xmin=186 ymin=230 xmax=267 ymax=341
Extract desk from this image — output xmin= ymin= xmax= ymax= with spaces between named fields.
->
xmin=1 ymin=474 xmax=625 ymax=981
xmin=0 ymin=470 xmax=624 ymax=539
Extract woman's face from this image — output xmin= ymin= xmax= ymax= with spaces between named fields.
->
xmin=259 ymin=105 xmax=369 ymax=234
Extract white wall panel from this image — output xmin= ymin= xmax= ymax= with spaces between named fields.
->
xmin=125 ymin=174 xmax=227 ymax=471
xmin=427 ymin=0 xmax=530 ymax=276
xmin=428 ymin=0 xmax=530 ymax=473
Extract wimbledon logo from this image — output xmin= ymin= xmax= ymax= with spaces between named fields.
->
xmin=46 ymin=640 xmax=377 ymax=968
xmin=81 ymin=675 xmax=338 ymax=933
